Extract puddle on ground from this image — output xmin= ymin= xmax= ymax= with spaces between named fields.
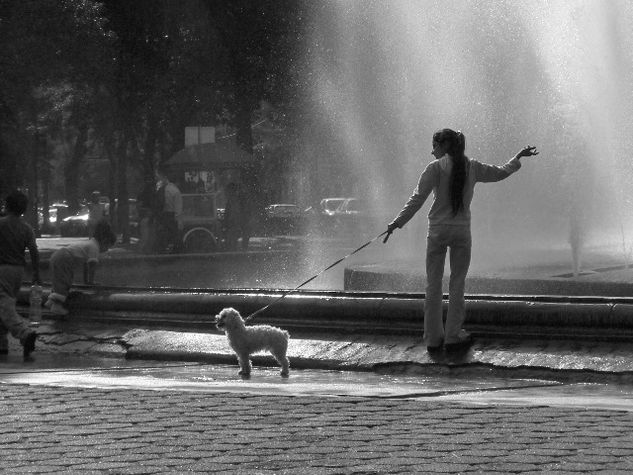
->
xmin=2 ymin=354 xmax=633 ymax=410
xmin=0 ymin=353 xmax=563 ymax=398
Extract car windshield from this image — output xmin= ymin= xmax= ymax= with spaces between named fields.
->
xmin=345 ymin=200 xmax=364 ymax=212
xmin=322 ymin=199 xmax=346 ymax=212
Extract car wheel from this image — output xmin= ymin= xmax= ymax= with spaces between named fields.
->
xmin=183 ymin=227 xmax=218 ymax=253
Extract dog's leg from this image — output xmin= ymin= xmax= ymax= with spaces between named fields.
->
xmin=280 ymin=357 xmax=290 ymax=378
xmin=237 ymin=352 xmax=252 ymax=377
xmin=272 ymin=350 xmax=290 ymax=378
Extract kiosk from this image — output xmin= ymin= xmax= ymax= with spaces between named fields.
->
xmin=164 ymin=140 xmax=255 ymax=252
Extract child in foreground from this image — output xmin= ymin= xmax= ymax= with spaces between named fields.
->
xmin=0 ymin=190 xmax=40 ymax=358
xmin=45 ymin=221 xmax=116 ymax=315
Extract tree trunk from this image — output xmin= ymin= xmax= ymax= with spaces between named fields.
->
xmin=235 ymin=101 xmax=254 ymax=153
xmin=116 ymin=129 xmax=130 ymax=243
xmin=42 ymin=162 xmax=50 ymax=233
xmin=27 ymin=136 xmax=40 ymax=236
xmin=143 ymin=113 xmax=157 ymax=177
xmin=65 ymin=125 xmax=88 ymax=214
xmin=103 ymin=132 xmax=117 ymax=227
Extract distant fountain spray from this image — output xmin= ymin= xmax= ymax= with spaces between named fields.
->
xmin=292 ymin=0 xmax=633 ymax=278
xmin=568 ymin=201 xmax=584 ymax=278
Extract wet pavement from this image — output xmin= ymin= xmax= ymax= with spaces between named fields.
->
xmin=0 ymin=354 xmax=561 ymax=400
xmin=2 ymin=324 xmax=633 ymax=472
xmin=2 ymin=356 xmax=633 ymax=473
xmin=3 ymin=354 xmax=633 ymax=412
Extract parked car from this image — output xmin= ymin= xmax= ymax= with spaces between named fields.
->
xmin=334 ymin=198 xmax=366 ymax=215
xmin=59 ymin=199 xmax=138 ymax=237
xmin=263 ymin=203 xmax=307 ymax=235
xmin=330 ymin=197 xmax=372 ymax=236
xmin=315 ymin=197 xmax=369 ymax=236
xmin=320 ymin=197 xmax=349 ymax=216
xmin=38 ymin=203 xmax=69 ymax=233
xmin=59 ymin=207 xmax=90 ymax=237
xmin=265 ymin=203 xmax=304 ymax=219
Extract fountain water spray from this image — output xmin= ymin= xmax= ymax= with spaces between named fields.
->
xmin=288 ymin=0 xmax=633 ymax=282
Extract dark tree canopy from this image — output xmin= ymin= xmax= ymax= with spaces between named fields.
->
xmin=0 ymin=0 xmax=308 ymax=237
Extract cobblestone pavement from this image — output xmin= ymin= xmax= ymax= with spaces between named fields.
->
xmin=2 ymin=383 xmax=633 ymax=473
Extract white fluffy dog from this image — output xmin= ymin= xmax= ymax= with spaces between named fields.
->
xmin=215 ymin=307 xmax=290 ymax=377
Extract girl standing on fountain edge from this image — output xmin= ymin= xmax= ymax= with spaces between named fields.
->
xmin=383 ymin=129 xmax=539 ymax=353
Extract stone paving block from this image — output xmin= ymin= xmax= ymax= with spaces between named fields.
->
xmin=180 ymin=462 xmax=239 ymax=471
xmin=10 ymin=464 xmax=70 ymax=473
xmin=109 ymin=467 xmax=165 ymax=475
xmin=277 ymin=469 xmax=341 ymax=475
xmin=2 ymin=384 xmax=633 ymax=472
xmin=414 ymin=462 xmax=474 ymax=472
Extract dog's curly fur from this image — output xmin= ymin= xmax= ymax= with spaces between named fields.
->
xmin=215 ymin=307 xmax=290 ymax=377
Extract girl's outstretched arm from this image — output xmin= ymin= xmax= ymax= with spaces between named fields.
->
xmin=475 ymin=145 xmax=539 ymax=183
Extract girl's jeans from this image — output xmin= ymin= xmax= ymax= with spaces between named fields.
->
xmin=424 ymin=224 xmax=472 ymax=346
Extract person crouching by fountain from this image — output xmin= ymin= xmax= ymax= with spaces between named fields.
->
xmin=383 ymin=129 xmax=539 ymax=354
xmin=45 ymin=221 xmax=116 ymax=315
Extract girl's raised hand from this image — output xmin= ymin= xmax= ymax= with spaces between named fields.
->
xmin=517 ymin=145 xmax=539 ymax=158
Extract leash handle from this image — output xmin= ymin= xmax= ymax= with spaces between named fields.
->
xmin=244 ymin=231 xmax=388 ymax=322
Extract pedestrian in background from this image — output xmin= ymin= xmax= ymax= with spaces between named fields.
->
xmin=137 ymin=180 xmax=157 ymax=254
xmin=0 ymin=190 xmax=40 ymax=358
xmin=238 ymin=184 xmax=252 ymax=251
xmin=45 ymin=221 xmax=116 ymax=315
xmin=87 ymin=191 xmax=106 ymax=238
xmin=224 ymin=182 xmax=245 ymax=251
xmin=384 ymin=128 xmax=539 ymax=353
xmin=154 ymin=166 xmax=183 ymax=253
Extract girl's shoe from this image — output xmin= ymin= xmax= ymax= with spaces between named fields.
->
xmin=426 ymin=339 xmax=444 ymax=356
xmin=445 ymin=331 xmax=473 ymax=352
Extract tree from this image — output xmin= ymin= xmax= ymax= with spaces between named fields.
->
xmin=2 ymin=0 xmax=314 ymax=232
xmin=0 ymin=0 xmax=113 ymax=219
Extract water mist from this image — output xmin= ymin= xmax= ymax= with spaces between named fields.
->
xmin=292 ymin=0 xmax=633 ymax=282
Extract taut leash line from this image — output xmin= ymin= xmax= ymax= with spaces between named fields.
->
xmin=244 ymin=231 xmax=388 ymax=323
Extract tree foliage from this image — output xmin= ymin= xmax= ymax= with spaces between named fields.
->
xmin=0 ymin=0 xmax=306 ymax=233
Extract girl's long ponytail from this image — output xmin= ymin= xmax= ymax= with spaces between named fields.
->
xmin=450 ymin=131 xmax=467 ymax=216
xmin=432 ymin=128 xmax=468 ymax=216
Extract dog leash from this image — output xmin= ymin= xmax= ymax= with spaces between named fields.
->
xmin=244 ymin=230 xmax=388 ymax=323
